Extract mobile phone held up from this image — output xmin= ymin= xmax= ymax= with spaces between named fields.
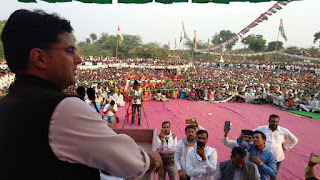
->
xmin=311 ymin=155 xmax=320 ymax=164
xmin=225 ymin=121 xmax=231 ymax=131
xmin=197 ymin=141 xmax=205 ymax=150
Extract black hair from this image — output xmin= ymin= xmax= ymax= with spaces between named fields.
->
xmin=231 ymin=147 xmax=246 ymax=158
xmin=87 ymin=88 xmax=96 ymax=101
xmin=1 ymin=9 xmax=73 ymax=74
xmin=185 ymin=125 xmax=196 ymax=132
xmin=110 ymin=100 xmax=115 ymax=105
xmin=76 ymin=86 xmax=85 ymax=101
xmin=253 ymin=130 xmax=266 ymax=140
xmin=269 ymin=114 xmax=280 ymax=121
xmin=162 ymin=121 xmax=170 ymax=126
xmin=197 ymin=130 xmax=208 ymax=138
xmin=87 ymin=88 xmax=99 ymax=113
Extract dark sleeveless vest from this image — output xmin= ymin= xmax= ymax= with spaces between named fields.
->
xmin=0 ymin=74 xmax=100 ymax=180
xmin=219 ymin=160 xmax=256 ymax=180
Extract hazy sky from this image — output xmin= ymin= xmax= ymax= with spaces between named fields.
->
xmin=0 ymin=0 xmax=319 ymax=50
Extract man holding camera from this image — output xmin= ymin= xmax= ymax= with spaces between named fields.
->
xmin=186 ymin=130 xmax=217 ymax=180
xmin=131 ymin=80 xmax=143 ymax=126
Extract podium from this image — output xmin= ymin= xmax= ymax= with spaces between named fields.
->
xmin=101 ymin=129 xmax=157 ymax=180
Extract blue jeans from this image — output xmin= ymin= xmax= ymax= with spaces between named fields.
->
xmin=103 ymin=116 xmax=115 ymax=126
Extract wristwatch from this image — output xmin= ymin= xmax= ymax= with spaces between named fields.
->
xmin=259 ymin=162 xmax=264 ymax=167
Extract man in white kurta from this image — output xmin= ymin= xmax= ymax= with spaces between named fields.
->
xmin=175 ymin=122 xmax=205 ymax=180
xmin=186 ymin=130 xmax=217 ymax=180
xmin=115 ymin=91 xmax=125 ymax=107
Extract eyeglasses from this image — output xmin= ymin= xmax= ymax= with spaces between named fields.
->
xmin=41 ymin=46 xmax=77 ymax=56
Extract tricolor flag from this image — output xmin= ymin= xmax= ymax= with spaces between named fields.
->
xmin=117 ymin=26 xmax=124 ymax=47
xmin=182 ymin=20 xmax=192 ymax=43
xmin=279 ymin=19 xmax=287 ymax=41
xmin=193 ymin=30 xmax=197 ymax=50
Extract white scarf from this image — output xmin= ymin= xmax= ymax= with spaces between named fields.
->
xmin=164 ymin=132 xmax=174 ymax=149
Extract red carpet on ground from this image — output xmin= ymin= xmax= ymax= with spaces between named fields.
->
xmin=116 ymin=100 xmax=320 ymax=179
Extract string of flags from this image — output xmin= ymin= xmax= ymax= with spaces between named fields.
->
xmin=194 ymin=1 xmax=290 ymax=53
xmin=203 ymin=51 xmax=320 ymax=61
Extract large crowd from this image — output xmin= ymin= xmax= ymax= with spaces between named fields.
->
xmin=1 ymin=58 xmax=320 ymax=112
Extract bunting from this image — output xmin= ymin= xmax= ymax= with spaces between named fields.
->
xmin=202 ymin=51 xmax=320 ymax=62
xmin=195 ymin=1 xmax=290 ymax=53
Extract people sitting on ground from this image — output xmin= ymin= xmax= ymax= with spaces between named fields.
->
xmin=143 ymin=91 xmax=150 ymax=101
xmin=115 ymin=91 xmax=125 ymax=107
xmin=188 ymin=88 xmax=199 ymax=101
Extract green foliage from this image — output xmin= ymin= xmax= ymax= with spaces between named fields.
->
xmin=285 ymin=46 xmax=300 ymax=54
xmin=267 ymin=41 xmax=283 ymax=51
xmin=211 ymin=30 xmax=237 ymax=50
xmin=242 ymin=34 xmax=266 ymax=52
xmin=0 ymin=20 xmax=6 ymax=59
xmin=314 ymin=31 xmax=320 ymax=48
xmin=77 ymin=33 xmax=169 ymax=59
xmin=89 ymin=33 xmax=97 ymax=43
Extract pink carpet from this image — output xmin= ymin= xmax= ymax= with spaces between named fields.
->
xmin=116 ymin=100 xmax=320 ymax=179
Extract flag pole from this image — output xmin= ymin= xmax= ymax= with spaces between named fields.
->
xmin=269 ymin=20 xmax=281 ymax=101
xmin=116 ymin=39 xmax=119 ymax=59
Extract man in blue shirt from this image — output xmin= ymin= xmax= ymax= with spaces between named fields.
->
xmin=237 ymin=130 xmax=277 ymax=180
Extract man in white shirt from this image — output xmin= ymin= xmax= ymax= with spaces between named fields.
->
xmin=175 ymin=121 xmax=205 ymax=180
xmin=103 ymin=100 xmax=118 ymax=127
xmin=115 ymin=91 xmax=125 ymax=107
xmin=157 ymin=121 xmax=178 ymax=180
xmin=186 ymin=130 xmax=217 ymax=180
xmin=254 ymin=114 xmax=298 ymax=179
xmin=131 ymin=80 xmax=143 ymax=126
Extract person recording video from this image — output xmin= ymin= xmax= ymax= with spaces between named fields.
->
xmin=186 ymin=130 xmax=217 ymax=180
xmin=131 ymin=80 xmax=143 ymax=126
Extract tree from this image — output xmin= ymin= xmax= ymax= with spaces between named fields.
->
xmin=267 ymin=41 xmax=283 ymax=51
xmin=0 ymin=20 xmax=6 ymax=59
xmin=285 ymin=46 xmax=300 ymax=55
xmin=314 ymin=31 xmax=320 ymax=48
xmin=242 ymin=34 xmax=266 ymax=52
xmin=89 ymin=33 xmax=97 ymax=43
xmin=85 ymin=38 xmax=91 ymax=44
xmin=211 ymin=30 xmax=237 ymax=50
